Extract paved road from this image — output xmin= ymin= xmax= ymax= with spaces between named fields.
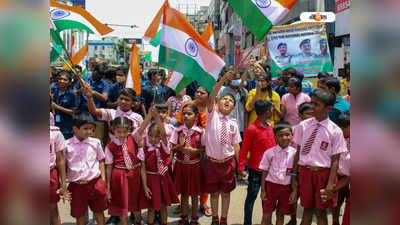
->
xmin=59 ymin=180 xmax=334 ymax=225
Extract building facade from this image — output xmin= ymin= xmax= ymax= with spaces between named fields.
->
xmin=88 ymin=37 xmax=118 ymax=63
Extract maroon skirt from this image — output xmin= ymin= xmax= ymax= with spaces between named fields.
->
xmin=109 ymin=167 xmax=141 ymax=217
xmin=173 ymin=160 xmax=203 ymax=196
xmin=139 ymin=171 xmax=179 ymax=210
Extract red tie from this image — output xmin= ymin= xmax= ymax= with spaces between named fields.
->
xmin=301 ymin=123 xmax=321 ymax=155
xmin=156 ymin=147 xmax=168 ymax=175
xmin=122 ymin=142 xmax=134 ymax=170
xmin=220 ymin=117 xmax=228 ymax=145
xmin=183 ymin=129 xmax=193 ymax=161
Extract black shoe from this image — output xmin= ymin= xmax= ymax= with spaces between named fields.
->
xmin=285 ymin=220 xmax=297 ymax=225
xmin=106 ymin=216 xmax=120 ymax=225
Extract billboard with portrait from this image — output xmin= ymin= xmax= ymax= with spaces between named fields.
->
xmin=267 ymin=22 xmax=333 ymax=78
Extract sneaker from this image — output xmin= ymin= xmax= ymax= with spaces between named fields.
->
xmin=200 ymin=204 xmax=212 ymax=217
xmin=106 ymin=216 xmax=120 ymax=225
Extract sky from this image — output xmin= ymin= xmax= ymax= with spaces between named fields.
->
xmin=86 ymin=0 xmax=212 ymax=62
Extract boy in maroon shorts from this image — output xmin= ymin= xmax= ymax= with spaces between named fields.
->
xmin=65 ymin=112 xmax=108 ymax=225
xmin=259 ymin=121 xmax=297 ymax=225
xmin=202 ymin=71 xmax=241 ymax=225
xmin=50 ymin=125 xmax=69 ymax=225
xmin=291 ymin=90 xmax=347 ymax=225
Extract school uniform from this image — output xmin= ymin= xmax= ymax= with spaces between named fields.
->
xmin=51 ymin=84 xmax=80 ymax=139
xmin=202 ymin=108 xmax=242 ymax=193
xmin=259 ymin=145 xmax=297 ymax=215
xmin=337 ymin=137 xmax=351 ymax=219
xmin=281 ymin=92 xmax=311 ymax=126
xmin=170 ymin=125 xmax=204 ymax=196
xmin=292 ymin=117 xmax=347 ymax=210
xmin=75 ymin=78 xmax=110 ymax=112
xmin=105 ymin=135 xmax=141 ymax=217
xmin=49 ymin=126 xmax=67 ymax=204
xmin=65 ymin=136 xmax=108 ymax=218
xmin=138 ymin=138 xmax=179 ymax=210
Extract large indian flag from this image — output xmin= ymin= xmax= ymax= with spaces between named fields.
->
xmin=159 ymin=8 xmax=225 ymax=93
xmin=228 ymin=0 xmax=297 ymax=41
xmin=49 ymin=0 xmax=113 ymax=35
xmin=166 ymin=21 xmax=215 ymax=93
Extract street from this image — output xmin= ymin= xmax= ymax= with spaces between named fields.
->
xmin=59 ymin=180 xmax=333 ymax=225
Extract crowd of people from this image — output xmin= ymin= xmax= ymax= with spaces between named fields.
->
xmin=49 ymin=59 xmax=351 ymax=225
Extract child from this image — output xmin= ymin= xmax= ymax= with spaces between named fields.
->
xmin=105 ymin=117 xmax=142 ymax=225
xmin=291 ymin=89 xmax=347 ymax=225
xmin=326 ymin=113 xmax=350 ymax=225
xmin=238 ymin=99 xmax=276 ymax=225
xmin=167 ymin=88 xmax=191 ymax=125
xmin=65 ymin=112 xmax=108 ymax=225
xmin=155 ymin=103 xmax=175 ymax=145
xmin=203 ymin=71 xmax=242 ymax=225
xmin=50 ymin=124 xmax=69 ymax=225
xmin=137 ymin=107 xmax=179 ymax=225
xmin=281 ymin=77 xmax=311 ymax=126
xmin=51 ymin=70 xmax=80 ymax=139
xmin=259 ymin=122 xmax=297 ymax=225
xmin=286 ymin=102 xmax=314 ymax=225
xmin=171 ymin=104 xmax=204 ymax=225
xmin=83 ymin=87 xmax=144 ymax=130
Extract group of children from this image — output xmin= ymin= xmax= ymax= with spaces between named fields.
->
xmin=50 ymin=67 xmax=350 ymax=225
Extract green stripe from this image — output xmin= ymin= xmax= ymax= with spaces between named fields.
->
xmin=270 ymin=58 xmax=333 ymax=78
xmin=158 ymin=46 xmax=216 ymax=93
xmin=54 ymin=20 xmax=94 ymax=34
xmin=228 ymin=0 xmax=273 ymax=41
xmin=149 ymin=29 xmax=162 ymax=47
xmin=175 ymin=77 xmax=194 ymax=94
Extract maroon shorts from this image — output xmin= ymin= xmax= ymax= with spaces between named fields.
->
xmin=299 ymin=166 xmax=337 ymax=210
xmin=68 ymin=177 xmax=108 ymax=218
xmin=204 ymin=157 xmax=236 ymax=193
xmin=263 ymin=182 xmax=296 ymax=215
xmin=109 ymin=167 xmax=141 ymax=217
xmin=49 ymin=168 xmax=59 ymax=204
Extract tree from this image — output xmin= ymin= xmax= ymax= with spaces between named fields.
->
xmin=116 ymin=40 xmax=130 ymax=64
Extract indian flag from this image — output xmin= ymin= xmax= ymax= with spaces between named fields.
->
xmin=228 ymin=0 xmax=297 ymax=40
xmin=62 ymin=42 xmax=88 ymax=77
xmin=125 ymin=42 xmax=141 ymax=95
xmin=143 ymin=0 xmax=170 ymax=40
xmin=166 ymin=21 xmax=215 ymax=93
xmin=159 ymin=8 xmax=225 ymax=93
xmin=49 ymin=0 xmax=113 ymax=36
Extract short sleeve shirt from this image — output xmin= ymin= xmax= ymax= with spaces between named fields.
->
xmin=202 ymin=107 xmax=242 ymax=160
xmin=259 ymin=145 xmax=297 ymax=185
xmin=292 ymin=117 xmax=347 ymax=168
